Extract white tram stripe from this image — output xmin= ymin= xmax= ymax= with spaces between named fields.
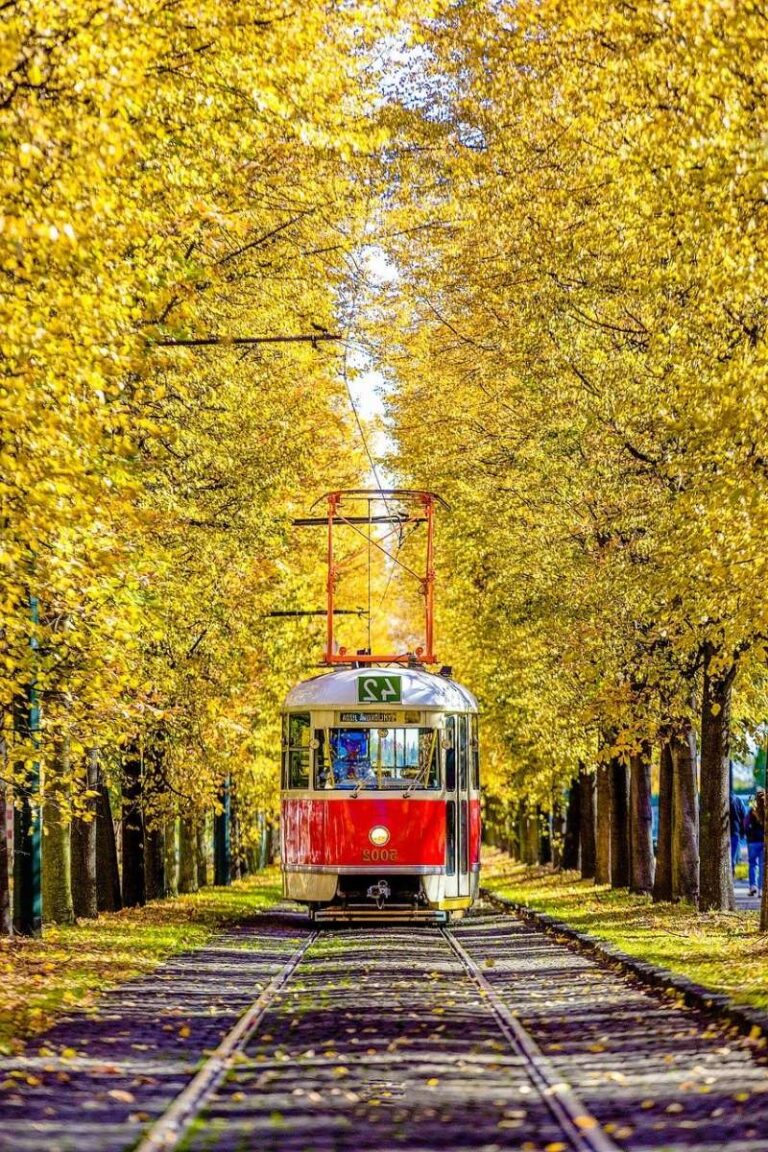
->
xmin=442 ymin=926 xmax=622 ymax=1152
xmin=134 ymin=930 xmax=318 ymax=1152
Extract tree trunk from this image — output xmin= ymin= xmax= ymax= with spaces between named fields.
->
xmin=484 ymin=797 xmax=496 ymax=846
xmin=699 ymin=646 xmax=736 ymax=911
xmin=516 ymin=804 xmax=527 ymax=864
xmin=551 ymin=796 xmax=564 ymax=868
xmin=0 ymin=778 xmax=10 ymax=936
xmin=121 ymin=741 xmax=145 ymax=907
xmin=71 ymin=749 xmax=99 ymax=919
xmin=579 ymin=765 xmax=596 ymax=880
xmin=671 ymin=726 xmax=699 ymax=903
xmin=259 ymin=816 xmax=272 ymax=869
xmin=144 ymin=824 xmax=165 ymax=901
xmin=214 ymin=777 xmax=232 ymax=885
xmin=539 ymin=807 xmax=552 ymax=865
xmin=502 ymin=802 xmax=516 ymax=859
xmin=610 ymin=757 xmax=630 ymax=888
xmin=525 ymin=809 xmax=540 ymax=865
xmin=42 ymin=800 xmax=74 ymax=924
xmin=178 ymin=815 xmax=199 ymax=894
xmin=653 ymin=741 xmax=674 ymax=903
xmin=257 ymin=813 xmax=268 ymax=870
xmin=629 ymin=748 xmax=654 ymax=895
xmin=164 ymin=818 xmax=178 ymax=897
xmin=196 ymin=819 xmax=208 ymax=888
xmin=230 ymin=796 xmax=242 ymax=881
xmin=96 ymin=773 xmax=122 ymax=912
xmin=142 ymin=733 xmax=166 ymax=902
xmin=561 ymin=778 xmax=580 ymax=870
xmin=42 ymin=741 xmax=74 ymax=925
xmin=595 ymin=761 xmax=611 ymax=884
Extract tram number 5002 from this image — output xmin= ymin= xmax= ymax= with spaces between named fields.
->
xmin=357 ymin=675 xmax=402 ymax=704
xmin=363 ymin=848 xmax=399 ymax=862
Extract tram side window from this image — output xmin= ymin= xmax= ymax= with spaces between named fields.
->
xmin=470 ymin=716 xmax=480 ymax=790
xmin=458 ymin=714 xmax=468 ymax=790
xmin=285 ymin=713 xmax=311 ymax=789
xmin=444 ymin=715 xmax=456 ymax=791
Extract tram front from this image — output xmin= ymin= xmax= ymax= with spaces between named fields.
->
xmin=280 ymin=666 xmax=480 ymax=921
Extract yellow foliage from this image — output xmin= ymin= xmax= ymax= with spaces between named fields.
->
xmin=0 ymin=2 xmax=394 ymax=831
xmin=374 ymin=0 xmax=768 ymax=805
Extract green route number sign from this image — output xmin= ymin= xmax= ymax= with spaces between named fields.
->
xmin=357 ymin=675 xmax=402 ymax=704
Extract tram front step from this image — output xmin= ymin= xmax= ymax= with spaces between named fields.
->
xmin=314 ymin=904 xmax=448 ymax=923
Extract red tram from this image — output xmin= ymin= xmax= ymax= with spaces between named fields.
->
xmin=279 ymin=489 xmax=480 ymax=921
xmin=281 ymin=665 xmax=480 ymax=920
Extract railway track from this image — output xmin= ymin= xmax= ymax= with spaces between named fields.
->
xmin=133 ymin=916 xmax=626 ymax=1152
xmin=134 ymin=930 xmax=319 ymax=1152
xmin=442 ymin=927 xmax=619 ymax=1152
xmin=3 ymin=904 xmax=768 ymax=1151
xmin=149 ymin=914 xmax=596 ymax=1152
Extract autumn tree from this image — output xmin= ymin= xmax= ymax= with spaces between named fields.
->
xmin=374 ymin=0 xmax=768 ymax=911
xmin=1 ymin=0 xmax=402 ymax=928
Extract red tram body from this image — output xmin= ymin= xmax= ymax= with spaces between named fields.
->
xmin=281 ymin=665 xmax=480 ymax=921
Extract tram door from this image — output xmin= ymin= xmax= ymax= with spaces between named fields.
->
xmin=444 ymin=715 xmax=471 ymax=899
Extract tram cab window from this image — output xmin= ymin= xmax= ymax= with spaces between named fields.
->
xmin=457 ymin=715 xmax=469 ymax=790
xmin=470 ymin=715 xmax=480 ymax=789
xmin=315 ymin=727 xmax=440 ymax=790
xmin=284 ymin=712 xmax=310 ymax=789
xmin=444 ymin=716 xmax=456 ymax=791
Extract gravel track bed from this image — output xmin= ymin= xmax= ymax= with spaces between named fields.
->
xmin=0 ymin=913 xmax=307 ymax=1152
xmin=451 ymin=912 xmax=768 ymax=1151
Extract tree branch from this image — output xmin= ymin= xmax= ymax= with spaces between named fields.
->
xmin=153 ymin=332 xmax=341 ymax=348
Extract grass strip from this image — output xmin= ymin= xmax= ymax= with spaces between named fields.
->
xmin=0 ymin=869 xmax=282 ymax=1054
xmin=482 ymin=851 xmax=768 ymax=1012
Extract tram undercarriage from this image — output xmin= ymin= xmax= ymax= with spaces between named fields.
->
xmin=284 ymin=867 xmax=478 ymax=923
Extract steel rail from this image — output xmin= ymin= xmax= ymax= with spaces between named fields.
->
xmin=134 ymin=930 xmax=318 ymax=1152
xmin=442 ymin=927 xmax=621 ymax=1152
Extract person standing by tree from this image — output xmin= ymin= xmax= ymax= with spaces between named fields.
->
xmin=730 ymin=791 xmax=747 ymax=875
xmin=746 ymin=791 xmax=766 ymax=897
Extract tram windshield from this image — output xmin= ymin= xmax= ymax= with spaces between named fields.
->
xmin=315 ymin=727 xmax=439 ymax=791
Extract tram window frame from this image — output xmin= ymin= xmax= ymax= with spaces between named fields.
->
xmin=444 ymin=715 xmax=457 ymax=792
xmin=285 ymin=712 xmax=311 ymax=789
xmin=470 ymin=715 xmax=480 ymax=790
xmin=457 ymin=714 xmax=469 ymax=791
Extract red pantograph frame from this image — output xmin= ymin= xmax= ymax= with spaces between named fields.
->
xmin=308 ymin=489 xmax=449 ymax=666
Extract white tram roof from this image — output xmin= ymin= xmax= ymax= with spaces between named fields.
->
xmin=284 ymin=666 xmax=478 ymax=712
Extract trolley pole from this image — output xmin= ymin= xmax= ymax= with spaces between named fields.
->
xmin=13 ymin=594 xmax=42 ymax=937
xmin=214 ymin=774 xmax=232 ymax=887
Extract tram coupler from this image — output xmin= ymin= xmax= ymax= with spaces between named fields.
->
xmin=366 ymin=879 xmax=392 ymax=909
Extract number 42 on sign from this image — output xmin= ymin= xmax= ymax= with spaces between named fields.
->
xmin=357 ymin=675 xmax=401 ymax=704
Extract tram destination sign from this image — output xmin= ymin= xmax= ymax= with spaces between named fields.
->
xmin=357 ymin=674 xmax=402 ymax=704
xmin=339 ymin=711 xmax=398 ymax=724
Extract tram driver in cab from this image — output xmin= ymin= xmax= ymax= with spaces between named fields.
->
xmin=319 ymin=729 xmax=376 ymax=789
